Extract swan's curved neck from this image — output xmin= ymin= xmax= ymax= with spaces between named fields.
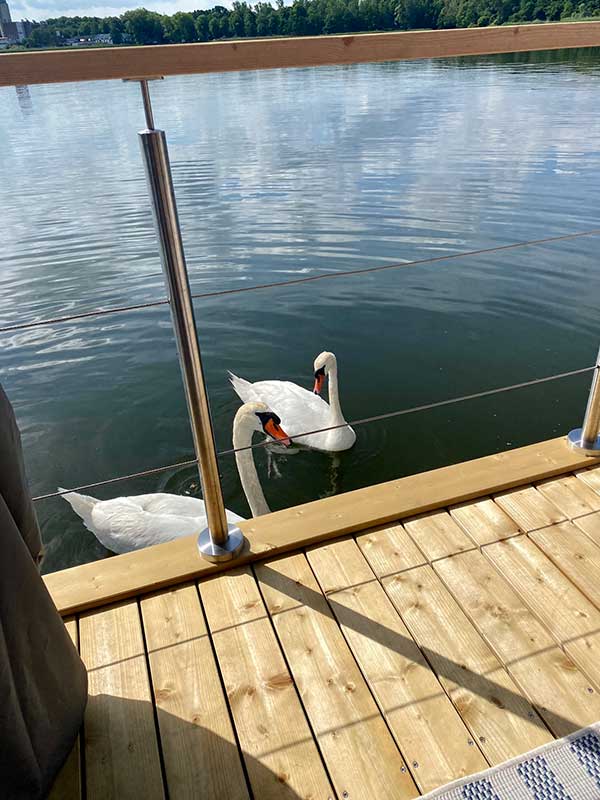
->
xmin=233 ymin=420 xmax=270 ymax=518
xmin=327 ymin=361 xmax=346 ymax=424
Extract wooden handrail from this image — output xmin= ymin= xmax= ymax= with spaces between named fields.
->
xmin=2 ymin=21 xmax=600 ymax=87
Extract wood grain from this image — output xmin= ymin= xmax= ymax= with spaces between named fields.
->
xmin=403 ymin=510 xmax=475 ymax=561
xmin=435 ymin=550 xmax=600 ymax=736
xmin=574 ymin=510 xmax=600 ymax=548
xmin=355 ymin=523 xmax=426 ymax=578
xmin=307 ymin=539 xmax=488 ymax=793
xmin=531 ymin=521 xmax=600 ymax=607
xmin=79 ymin=602 xmax=165 ymax=800
xmin=140 ymin=585 xmax=249 ymax=799
xmin=382 ymin=566 xmax=551 ymax=763
xmin=45 ymin=437 xmax=599 ymax=617
xmin=575 ymin=465 xmax=600 ymax=494
xmin=450 ymin=498 xmax=519 ymax=545
xmin=494 ymin=486 xmax=565 ymax=531
xmin=199 ymin=568 xmax=333 ymax=800
xmin=2 ymin=23 xmax=600 ymax=87
xmin=484 ymin=536 xmax=600 ymax=688
xmin=256 ymin=553 xmax=418 ymax=800
xmin=536 ymin=475 xmax=600 ymax=519
xmin=48 ymin=619 xmax=82 ymax=800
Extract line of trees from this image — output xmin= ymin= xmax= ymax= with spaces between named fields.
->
xmin=21 ymin=0 xmax=600 ymax=50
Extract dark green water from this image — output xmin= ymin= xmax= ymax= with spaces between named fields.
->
xmin=1 ymin=49 xmax=600 ymax=574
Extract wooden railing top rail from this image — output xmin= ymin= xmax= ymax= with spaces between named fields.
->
xmin=1 ymin=21 xmax=600 ymax=88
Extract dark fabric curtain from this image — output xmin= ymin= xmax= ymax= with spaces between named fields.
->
xmin=0 ymin=386 xmax=87 ymax=799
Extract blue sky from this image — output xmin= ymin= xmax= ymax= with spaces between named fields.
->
xmin=9 ymin=0 xmax=222 ymax=22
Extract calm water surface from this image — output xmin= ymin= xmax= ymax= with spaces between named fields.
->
xmin=1 ymin=49 xmax=600 ymax=573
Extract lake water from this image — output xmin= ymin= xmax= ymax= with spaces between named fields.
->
xmin=2 ymin=48 xmax=600 ymax=574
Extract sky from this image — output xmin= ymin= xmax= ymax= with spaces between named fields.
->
xmin=9 ymin=0 xmax=225 ymax=22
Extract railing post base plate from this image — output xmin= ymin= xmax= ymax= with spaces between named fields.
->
xmin=197 ymin=525 xmax=245 ymax=563
xmin=567 ymin=428 xmax=600 ymax=457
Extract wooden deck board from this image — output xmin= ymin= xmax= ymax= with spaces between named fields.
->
xmin=483 ymin=536 xmax=600 ymax=690
xmin=355 ymin=523 xmax=427 ymax=578
xmin=434 ymin=550 xmax=600 ymax=736
xmin=536 ymin=475 xmax=600 ymax=519
xmin=573 ymin=510 xmax=600 ymax=548
xmin=530 ymin=521 xmax=600 ymax=608
xmin=48 ymin=619 xmax=82 ymax=800
xmin=494 ymin=486 xmax=566 ymax=532
xmin=140 ymin=585 xmax=249 ymax=800
xmin=307 ymin=539 xmax=488 ymax=793
xmin=403 ymin=511 xmax=475 ymax=561
xmin=381 ymin=565 xmax=552 ymax=764
xmin=199 ymin=567 xmax=334 ymax=800
xmin=79 ymin=602 xmax=165 ymax=800
xmin=255 ymin=553 xmax=418 ymax=800
xmin=450 ymin=498 xmax=519 ymax=545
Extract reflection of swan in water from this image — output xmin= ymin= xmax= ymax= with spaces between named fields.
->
xmin=229 ymin=351 xmax=356 ymax=452
xmin=61 ymin=402 xmax=290 ymax=554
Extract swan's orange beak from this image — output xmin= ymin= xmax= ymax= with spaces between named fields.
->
xmin=264 ymin=418 xmax=291 ymax=447
xmin=313 ymin=371 xmax=325 ymax=395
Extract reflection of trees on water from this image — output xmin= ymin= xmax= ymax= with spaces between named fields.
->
xmin=447 ymin=46 xmax=600 ymax=72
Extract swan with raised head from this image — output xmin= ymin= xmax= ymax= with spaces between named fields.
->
xmin=229 ymin=351 xmax=356 ymax=452
xmin=61 ymin=402 xmax=290 ymax=554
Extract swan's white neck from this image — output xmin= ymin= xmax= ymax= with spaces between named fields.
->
xmin=327 ymin=360 xmax=346 ymax=425
xmin=233 ymin=419 xmax=270 ymax=517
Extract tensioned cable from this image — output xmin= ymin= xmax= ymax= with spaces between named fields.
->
xmin=4 ymin=227 xmax=600 ymax=334
xmin=218 ymin=364 xmax=596 ymax=456
xmin=32 ymin=457 xmax=198 ymax=502
xmin=33 ymin=363 xmax=594 ymax=502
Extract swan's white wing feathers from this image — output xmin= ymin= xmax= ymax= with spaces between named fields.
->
xmin=233 ymin=379 xmax=331 ymax=437
xmin=87 ymin=493 xmax=244 ymax=554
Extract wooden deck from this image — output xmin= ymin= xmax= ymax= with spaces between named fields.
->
xmin=49 ymin=447 xmax=600 ymax=799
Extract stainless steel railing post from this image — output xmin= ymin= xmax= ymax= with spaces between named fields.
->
xmin=568 ymin=346 xmax=600 ymax=455
xmin=135 ymin=79 xmax=245 ymax=561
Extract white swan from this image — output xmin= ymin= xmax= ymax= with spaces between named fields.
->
xmin=61 ymin=402 xmax=290 ymax=554
xmin=229 ymin=351 xmax=356 ymax=452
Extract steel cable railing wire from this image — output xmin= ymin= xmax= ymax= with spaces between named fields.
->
xmin=32 ymin=363 xmax=595 ymax=502
xmin=3 ymin=227 xmax=600 ymax=334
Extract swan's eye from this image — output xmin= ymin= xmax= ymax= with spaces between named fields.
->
xmin=314 ymin=366 xmax=326 ymax=379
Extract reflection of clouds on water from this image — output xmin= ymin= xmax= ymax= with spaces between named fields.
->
xmin=3 ymin=52 xmax=600 ymax=572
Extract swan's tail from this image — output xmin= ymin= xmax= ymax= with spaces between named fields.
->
xmin=228 ymin=371 xmax=254 ymax=403
xmin=60 ymin=488 xmax=99 ymax=529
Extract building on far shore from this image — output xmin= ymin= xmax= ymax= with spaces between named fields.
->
xmin=0 ymin=0 xmax=32 ymax=45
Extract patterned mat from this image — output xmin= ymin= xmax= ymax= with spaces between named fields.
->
xmin=421 ymin=723 xmax=600 ymax=799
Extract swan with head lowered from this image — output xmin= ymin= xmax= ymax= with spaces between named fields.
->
xmin=229 ymin=351 xmax=356 ymax=452
xmin=61 ymin=402 xmax=290 ymax=554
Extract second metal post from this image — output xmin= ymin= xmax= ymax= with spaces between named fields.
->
xmin=568 ymin=346 xmax=600 ymax=455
